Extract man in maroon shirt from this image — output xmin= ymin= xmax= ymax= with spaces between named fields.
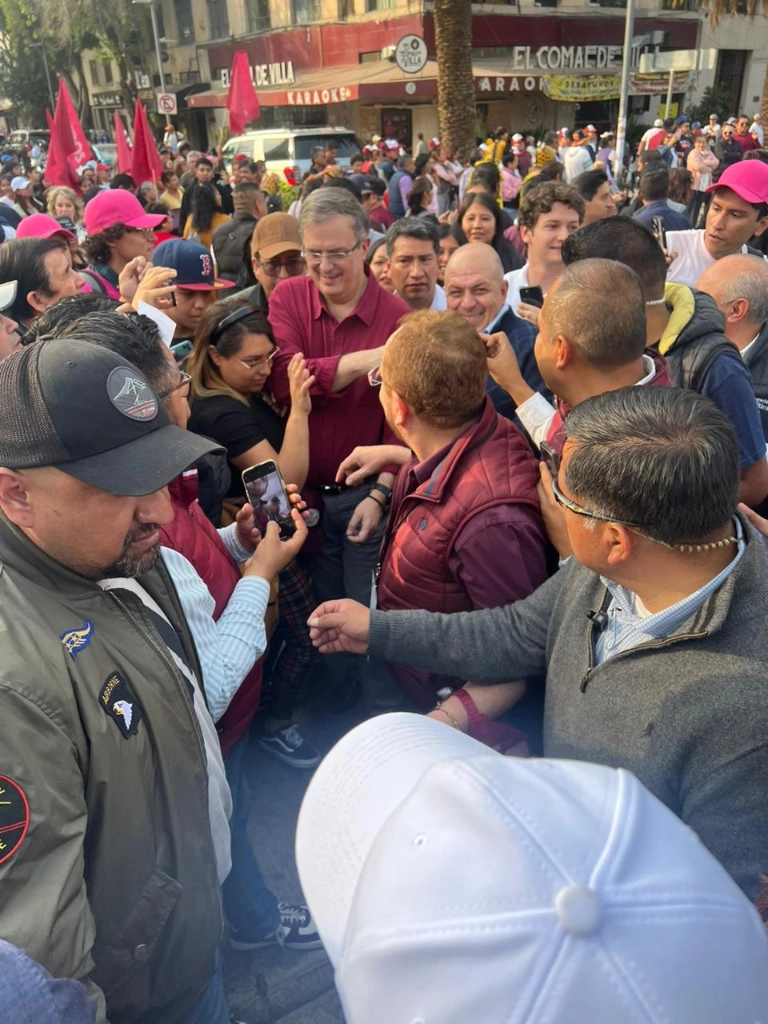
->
xmin=733 ymin=115 xmax=759 ymax=154
xmin=269 ymin=188 xmax=410 ymax=620
xmin=360 ymin=177 xmax=396 ymax=232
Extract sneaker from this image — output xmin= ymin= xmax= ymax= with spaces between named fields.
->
xmin=257 ymin=724 xmax=321 ymax=769
xmin=227 ymin=902 xmax=323 ymax=952
xmin=276 ymin=902 xmax=324 ymax=951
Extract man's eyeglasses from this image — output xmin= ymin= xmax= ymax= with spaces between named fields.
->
xmin=159 ymin=371 xmax=192 ymax=399
xmin=238 ymin=348 xmax=280 ymax=371
xmin=551 ymin=476 xmax=643 ymax=530
xmin=256 ymin=256 xmax=306 ymax=277
xmin=301 ymin=241 xmax=362 ymax=266
xmin=368 ymin=366 xmax=383 ymax=386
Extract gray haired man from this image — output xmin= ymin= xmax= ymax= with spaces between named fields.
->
xmin=309 ymin=385 xmax=768 ymax=899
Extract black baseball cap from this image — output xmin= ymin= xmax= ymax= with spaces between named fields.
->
xmin=0 ymin=339 xmax=222 ymax=496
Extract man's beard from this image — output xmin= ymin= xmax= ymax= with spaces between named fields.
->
xmin=93 ymin=522 xmax=163 ymax=580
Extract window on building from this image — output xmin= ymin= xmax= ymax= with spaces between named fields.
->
xmin=292 ymin=0 xmax=323 ymax=22
xmin=717 ymin=49 xmax=749 ymax=115
xmin=103 ymin=61 xmax=114 ymax=84
xmin=245 ymin=0 xmax=271 ymax=31
xmin=533 ymin=0 xmax=558 ymax=7
xmin=366 ymin=0 xmax=396 ymax=9
xmin=359 ymin=51 xmax=381 ymax=63
xmin=588 ymin=0 xmax=626 ymax=7
xmin=208 ymin=0 xmax=229 ymax=38
xmin=174 ymin=0 xmax=196 ymax=42
xmin=660 ymin=0 xmax=697 ymax=9
xmin=339 ymin=0 xmax=353 ymax=17
xmin=90 ymin=60 xmax=100 ymax=86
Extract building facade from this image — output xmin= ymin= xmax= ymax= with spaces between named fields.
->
xmin=79 ymin=0 xmax=768 ymax=151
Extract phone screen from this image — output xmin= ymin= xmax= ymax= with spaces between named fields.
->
xmin=242 ymin=462 xmax=296 ymax=539
xmin=652 ymin=216 xmax=667 ymax=252
xmin=519 ymin=285 xmax=544 ymax=309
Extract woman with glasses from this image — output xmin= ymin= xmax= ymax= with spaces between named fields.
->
xmin=187 ymin=299 xmax=320 ymax=768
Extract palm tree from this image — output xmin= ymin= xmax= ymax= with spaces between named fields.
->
xmin=708 ymin=0 xmax=767 ymax=117
xmin=433 ymin=0 xmax=476 ymax=158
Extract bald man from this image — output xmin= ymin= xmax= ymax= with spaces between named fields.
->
xmin=698 ymin=254 xmax=768 ymax=444
xmin=444 ymin=241 xmax=549 ymax=422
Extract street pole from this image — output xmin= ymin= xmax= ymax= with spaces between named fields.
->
xmin=614 ymin=0 xmax=637 ymax=186
xmin=32 ymin=42 xmax=55 ymax=111
xmin=149 ymin=1 xmax=171 ymax=127
xmin=665 ymin=68 xmax=674 ymax=119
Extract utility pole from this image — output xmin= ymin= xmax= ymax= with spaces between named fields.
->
xmin=614 ymin=0 xmax=638 ymax=185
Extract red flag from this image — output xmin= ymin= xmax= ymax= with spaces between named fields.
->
xmin=113 ymin=111 xmax=133 ymax=175
xmin=227 ymin=51 xmax=260 ymax=136
xmin=131 ymin=100 xmax=163 ymax=185
xmin=43 ymin=104 xmax=80 ymax=190
xmin=57 ymin=79 xmax=94 ymax=171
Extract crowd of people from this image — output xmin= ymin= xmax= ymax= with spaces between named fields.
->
xmin=2 ymin=109 xmax=768 ymax=1024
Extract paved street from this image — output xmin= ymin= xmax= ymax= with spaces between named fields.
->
xmin=222 ymin=699 xmax=364 ymax=1024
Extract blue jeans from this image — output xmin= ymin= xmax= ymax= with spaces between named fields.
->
xmin=221 ymin=737 xmax=280 ymax=938
xmin=180 ymin=963 xmax=230 ymax=1024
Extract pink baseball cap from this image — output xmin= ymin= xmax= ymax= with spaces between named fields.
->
xmin=16 ymin=213 xmax=74 ymax=242
xmin=707 ymin=160 xmax=768 ymax=203
xmin=83 ymin=189 xmax=166 ymax=236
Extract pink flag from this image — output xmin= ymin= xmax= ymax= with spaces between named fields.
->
xmin=131 ymin=100 xmax=163 ymax=184
xmin=227 ymin=51 xmax=260 ymax=136
xmin=43 ymin=105 xmax=80 ymax=190
xmin=57 ymin=79 xmax=94 ymax=171
xmin=113 ymin=111 xmax=133 ymax=174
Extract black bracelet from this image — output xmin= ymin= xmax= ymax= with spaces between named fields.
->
xmin=364 ymin=494 xmax=385 ymax=510
xmin=370 ymin=483 xmax=392 ymax=502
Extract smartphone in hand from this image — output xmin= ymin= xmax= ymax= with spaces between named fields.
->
xmin=241 ymin=460 xmax=296 ymax=540
xmin=519 ymin=285 xmax=545 ymax=309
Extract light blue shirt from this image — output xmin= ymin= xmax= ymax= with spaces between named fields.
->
xmin=161 ymin=522 xmax=269 ymax=722
xmin=595 ymin=518 xmax=745 ymax=665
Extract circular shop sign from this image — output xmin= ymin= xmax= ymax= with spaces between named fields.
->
xmin=395 ymin=35 xmax=429 ymax=75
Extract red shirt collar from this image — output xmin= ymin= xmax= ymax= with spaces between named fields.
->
xmin=309 ymin=265 xmax=380 ymax=326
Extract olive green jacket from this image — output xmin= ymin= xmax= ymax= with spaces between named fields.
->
xmin=0 ymin=515 xmax=223 ymax=1024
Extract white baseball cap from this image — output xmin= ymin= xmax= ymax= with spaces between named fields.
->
xmin=297 ymin=713 xmax=768 ymax=1024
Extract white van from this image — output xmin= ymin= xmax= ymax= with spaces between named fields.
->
xmin=221 ymin=127 xmax=361 ymax=180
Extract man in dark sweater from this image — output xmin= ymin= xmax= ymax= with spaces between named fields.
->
xmin=211 ymin=182 xmax=266 ymax=283
xmin=309 ymin=386 xmax=768 ymax=901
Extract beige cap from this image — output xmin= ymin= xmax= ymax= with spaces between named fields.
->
xmin=251 ymin=212 xmax=301 ymax=261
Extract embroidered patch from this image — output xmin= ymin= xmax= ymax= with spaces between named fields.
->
xmin=100 ymin=671 xmax=143 ymax=739
xmin=106 ymin=366 xmax=158 ymax=421
xmin=0 ymin=775 xmax=30 ymax=866
xmin=60 ymin=620 xmax=94 ymax=660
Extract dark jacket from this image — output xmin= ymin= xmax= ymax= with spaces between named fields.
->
xmin=227 ymin=280 xmax=268 ymax=313
xmin=485 ymin=305 xmax=551 ymax=423
xmin=633 ymin=199 xmax=691 ymax=232
xmin=656 ymin=284 xmax=742 ymax=393
xmin=369 ymin=511 xmax=768 ymax=900
xmin=376 ymin=397 xmax=543 ymax=706
xmin=211 ymin=211 xmax=258 ymax=283
xmin=0 ymin=515 xmax=222 ymax=1024
xmin=387 ymin=170 xmax=413 ymax=218
xmin=713 ymin=138 xmax=743 ymax=181
xmin=743 ymin=319 xmax=768 ymax=443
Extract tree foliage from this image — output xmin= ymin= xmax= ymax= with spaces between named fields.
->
xmin=0 ymin=0 xmax=153 ymax=126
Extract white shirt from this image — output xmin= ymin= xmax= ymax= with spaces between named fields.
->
xmin=430 ymin=283 xmax=447 ymax=310
xmin=503 ymin=264 xmax=530 ymax=314
xmin=750 ymin=122 xmax=765 ymax=146
xmin=666 ymin=230 xmax=756 ymax=288
xmin=563 ymin=145 xmax=594 ymax=183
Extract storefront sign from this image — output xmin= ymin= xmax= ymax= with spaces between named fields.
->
xmin=501 ymin=45 xmax=623 ymax=72
xmin=476 ymin=76 xmax=541 ymax=93
xmin=220 ymin=61 xmax=295 ymax=88
xmin=286 ymin=85 xmax=357 ymax=106
xmin=93 ymin=92 xmax=124 ymax=109
xmin=394 ymin=35 xmax=428 ymax=74
xmin=541 ymin=74 xmax=620 ymax=102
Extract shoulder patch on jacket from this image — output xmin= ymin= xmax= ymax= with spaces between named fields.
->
xmin=100 ymin=672 xmax=143 ymax=739
xmin=0 ymin=775 xmax=30 ymax=865
xmin=60 ymin=620 xmax=94 ymax=660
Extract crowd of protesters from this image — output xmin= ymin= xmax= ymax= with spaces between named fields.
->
xmin=1 ymin=107 xmax=768 ymax=1024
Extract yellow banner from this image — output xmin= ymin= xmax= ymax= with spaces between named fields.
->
xmin=541 ymin=74 xmax=620 ymax=102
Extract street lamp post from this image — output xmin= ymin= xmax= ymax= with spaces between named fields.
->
xmin=132 ymin=0 xmax=172 ymax=127
xmin=614 ymin=0 xmax=638 ymax=186
xmin=31 ymin=42 xmax=55 ymax=112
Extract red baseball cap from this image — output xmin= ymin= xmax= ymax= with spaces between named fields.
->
xmin=83 ymin=189 xmax=165 ymax=236
xmin=707 ymin=160 xmax=768 ymax=203
xmin=16 ymin=213 xmax=75 ymax=242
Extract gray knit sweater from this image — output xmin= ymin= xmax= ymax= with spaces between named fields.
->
xmin=369 ymin=514 xmax=768 ymax=899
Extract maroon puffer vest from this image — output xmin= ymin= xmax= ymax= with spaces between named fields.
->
xmin=376 ymin=398 xmax=540 ymax=707
xmin=160 ymin=469 xmax=263 ymax=759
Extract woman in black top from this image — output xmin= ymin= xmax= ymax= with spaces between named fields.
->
xmin=188 ymin=299 xmax=319 ymax=768
xmin=188 ymin=299 xmax=312 ymax=497
xmin=453 ymin=192 xmax=523 ymax=273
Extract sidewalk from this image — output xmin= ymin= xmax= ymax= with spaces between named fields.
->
xmin=222 ymin=703 xmax=364 ymax=1023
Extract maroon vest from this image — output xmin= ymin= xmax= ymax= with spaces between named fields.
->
xmin=376 ymin=398 xmax=541 ymax=707
xmin=160 ymin=469 xmax=263 ymax=759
